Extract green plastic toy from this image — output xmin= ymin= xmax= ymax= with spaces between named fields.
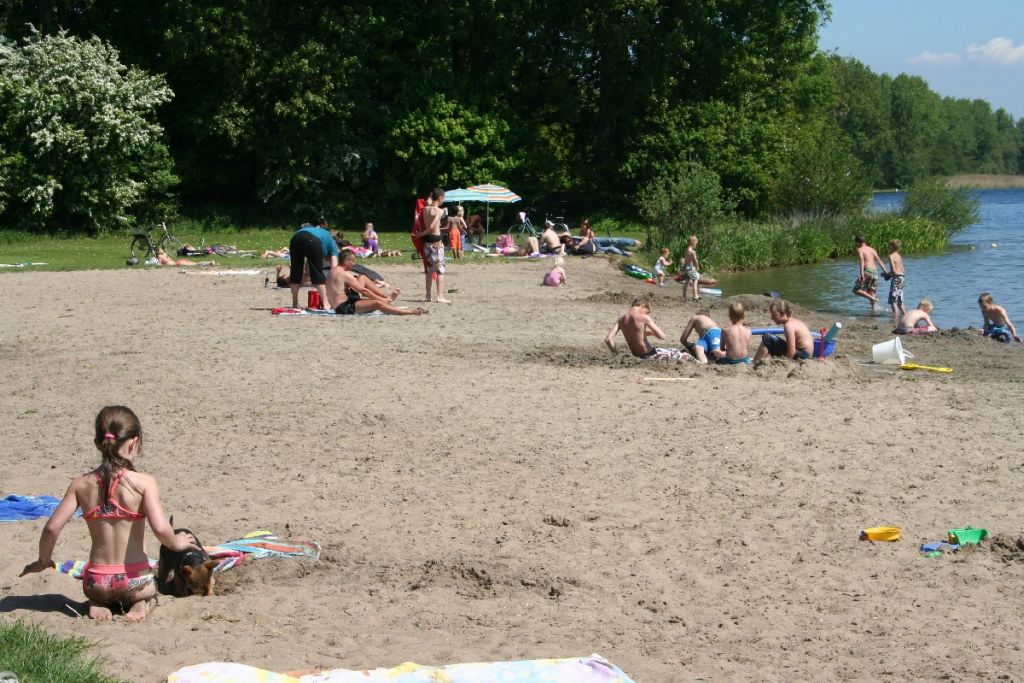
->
xmin=947 ymin=527 xmax=989 ymax=545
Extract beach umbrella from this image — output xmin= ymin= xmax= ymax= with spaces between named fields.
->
xmin=464 ymin=184 xmax=521 ymax=233
xmin=443 ymin=188 xmax=486 ymax=203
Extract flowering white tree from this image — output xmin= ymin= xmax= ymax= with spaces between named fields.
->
xmin=0 ymin=30 xmax=177 ymax=233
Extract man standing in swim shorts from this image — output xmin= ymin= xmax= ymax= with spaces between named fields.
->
xmin=853 ymin=235 xmax=886 ymax=313
xmin=288 ymin=222 xmax=339 ymax=310
xmin=416 ymin=187 xmax=451 ymax=304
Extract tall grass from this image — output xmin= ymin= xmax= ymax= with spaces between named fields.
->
xmin=690 ymin=213 xmax=948 ymax=272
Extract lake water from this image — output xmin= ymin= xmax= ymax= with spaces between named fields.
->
xmin=715 ymin=189 xmax=1024 ymax=328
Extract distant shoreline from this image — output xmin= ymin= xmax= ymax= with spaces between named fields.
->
xmin=946 ymin=174 xmax=1024 ymax=189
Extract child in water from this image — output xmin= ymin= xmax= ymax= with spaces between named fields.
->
xmin=20 ymin=406 xmax=196 ymax=621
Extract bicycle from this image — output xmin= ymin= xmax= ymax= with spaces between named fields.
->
xmin=506 ymin=209 xmax=539 ymax=238
xmin=129 ymin=222 xmax=183 ymax=260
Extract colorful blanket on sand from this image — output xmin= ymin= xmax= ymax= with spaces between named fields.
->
xmin=167 ymin=654 xmax=635 ymax=683
xmin=271 ymin=307 xmax=383 ymax=317
xmin=0 ymin=494 xmax=81 ymax=522
xmin=57 ymin=530 xmax=320 ymax=579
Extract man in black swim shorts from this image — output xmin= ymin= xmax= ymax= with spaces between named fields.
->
xmin=288 ymin=223 xmax=340 ymax=309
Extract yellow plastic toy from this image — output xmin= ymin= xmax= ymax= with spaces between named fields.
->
xmin=900 ymin=363 xmax=953 ymax=373
xmin=860 ymin=526 xmax=902 ymax=541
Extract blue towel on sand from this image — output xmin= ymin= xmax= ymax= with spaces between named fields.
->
xmin=0 ymin=494 xmax=81 ymax=522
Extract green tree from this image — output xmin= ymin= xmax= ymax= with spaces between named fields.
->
xmin=771 ymin=121 xmax=871 ymax=217
xmin=638 ymin=160 xmax=730 ymax=249
xmin=0 ymin=30 xmax=176 ymax=233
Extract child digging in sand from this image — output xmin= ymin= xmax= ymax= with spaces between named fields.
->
xmin=542 ymin=256 xmax=567 ymax=286
xmin=679 ymin=308 xmax=722 ymax=364
xmin=606 ymin=296 xmax=690 ymax=360
xmin=978 ymin=292 xmax=1022 ymax=343
xmin=20 ymin=406 xmax=197 ymax=621
xmin=753 ymin=300 xmax=814 ymax=365
xmin=894 ymin=300 xmax=938 ymax=335
xmin=717 ymin=302 xmax=753 ymax=365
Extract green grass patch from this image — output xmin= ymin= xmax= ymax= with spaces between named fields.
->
xmin=0 ymin=620 xmax=127 ymax=683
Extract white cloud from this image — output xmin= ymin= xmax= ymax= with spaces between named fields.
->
xmin=966 ymin=37 xmax=1024 ymax=64
xmin=906 ymin=50 xmax=962 ymax=66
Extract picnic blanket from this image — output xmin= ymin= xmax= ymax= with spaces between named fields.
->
xmin=57 ymin=530 xmax=320 ymax=579
xmin=272 ymin=307 xmax=384 ymax=318
xmin=167 ymin=654 xmax=635 ymax=683
xmin=0 ymin=494 xmax=81 ymax=522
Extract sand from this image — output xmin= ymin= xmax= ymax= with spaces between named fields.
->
xmin=1 ymin=257 xmax=1023 ymax=681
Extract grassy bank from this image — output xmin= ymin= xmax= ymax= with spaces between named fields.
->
xmin=696 ymin=214 xmax=948 ymax=272
xmin=0 ymin=620 xmax=126 ymax=683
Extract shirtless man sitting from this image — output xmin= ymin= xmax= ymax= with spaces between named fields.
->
xmin=541 ymin=221 xmax=564 ymax=255
xmin=679 ymin=309 xmax=723 ymax=364
xmin=326 ymin=250 xmax=425 ymax=316
xmin=605 ymin=296 xmax=689 ymax=361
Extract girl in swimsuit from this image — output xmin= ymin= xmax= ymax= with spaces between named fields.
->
xmin=20 ymin=406 xmax=195 ymax=621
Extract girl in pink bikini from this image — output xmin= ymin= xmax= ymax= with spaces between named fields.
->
xmin=20 ymin=406 xmax=195 ymax=621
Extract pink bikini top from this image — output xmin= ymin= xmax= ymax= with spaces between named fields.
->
xmin=82 ymin=471 xmax=145 ymax=521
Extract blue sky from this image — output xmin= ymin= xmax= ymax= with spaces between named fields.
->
xmin=818 ymin=1 xmax=1024 ymax=119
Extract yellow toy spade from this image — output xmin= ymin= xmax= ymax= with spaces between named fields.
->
xmin=900 ymin=363 xmax=953 ymax=373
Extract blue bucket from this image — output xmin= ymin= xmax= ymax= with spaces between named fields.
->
xmin=812 ymin=339 xmax=836 ymax=358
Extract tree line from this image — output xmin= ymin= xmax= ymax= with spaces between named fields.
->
xmin=1 ymin=1 xmax=1021 ymax=233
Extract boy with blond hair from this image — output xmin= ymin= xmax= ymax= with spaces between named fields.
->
xmin=979 ymin=292 xmax=1021 ymax=343
xmin=717 ymin=302 xmax=753 ymax=365
xmin=884 ymin=239 xmax=906 ymax=320
xmin=753 ymin=300 xmax=814 ymax=364
xmin=680 ymin=235 xmax=701 ymax=301
xmin=606 ymin=296 xmax=689 ymax=360
xmin=654 ymin=248 xmax=672 ymax=287
xmin=894 ymin=300 xmax=938 ymax=334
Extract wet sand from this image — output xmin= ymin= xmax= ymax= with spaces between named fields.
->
xmin=1 ymin=257 xmax=1023 ymax=681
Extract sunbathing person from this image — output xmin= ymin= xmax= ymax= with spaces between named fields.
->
xmin=605 ymin=296 xmax=689 ymax=360
xmin=261 ymin=247 xmax=290 ymax=259
xmin=155 ymin=249 xmax=216 ymax=267
xmin=326 ymin=250 xmax=425 ymax=316
xmin=275 ymin=264 xmax=311 ymax=288
xmin=516 ymin=235 xmax=540 ymax=256
xmin=894 ymin=300 xmax=938 ymax=335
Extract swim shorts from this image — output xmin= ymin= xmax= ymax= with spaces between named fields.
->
xmin=761 ymin=334 xmax=811 ymax=360
xmin=426 ymin=243 xmax=446 ymax=274
xmin=683 ymin=264 xmax=700 ymax=282
xmin=983 ymin=323 xmax=1011 ymax=343
xmin=853 ymin=267 xmax=878 ymax=293
xmin=334 ymin=293 xmax=360 ymax=315
xmin=653 ymin=264 xmax=665 ymax=276
xmin=697 ymin=328 xmax=722 ymax=354
xmin=82 ymin=561 xmax=153 ymax=598
xmin=716 ymin=356 xmax=752 ymax=365
xmin=888 ymin=275 xmax=904 ymax=305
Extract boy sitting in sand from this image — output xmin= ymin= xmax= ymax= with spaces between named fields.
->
xmin=852 ymin=235 xmax=887 ymax=312
xmin=606 ymin=296 xmax=690 ymax=360
xmin=894 ymin=300 xmax=938 ymax=335
xmin=753 ymin=300 xmax=814 ymax=364
xmin=978 ymin=292 xmax=1021 ymax=343
xmin=717 ymin=303 xmax=753 ymax=365
xmin=680 ymin=235 xmax=701 ymax=301
xmin=542 ymin=257 xmax=567 ymax=286
xmin=679 ymin=309 xmax=722 ymax=364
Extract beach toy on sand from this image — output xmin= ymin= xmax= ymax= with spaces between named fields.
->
xmin=823 ymin=322 xmax=843 ymax=344
xmin=860 ymin=526 xmax=901 ymax=542
xmin=900 ymin=363 xmax=953 ymax=373
xmin=699 ymin=287 xmax=722 ymax=297
xmin=948 ymin=527 xmax=988 ymax=545
xmin=872 ymin=337 xmax=913 ymax=365
xmin=625 ymin=265 xmax=652 ymax=280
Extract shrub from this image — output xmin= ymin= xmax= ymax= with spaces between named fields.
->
xmin=901 ymin=176 xmax=979 ymax=234
xmin=0 ymin=30 xmax=177 ymax=233
xmin=638 ymin=161 xmax=730 ymax=249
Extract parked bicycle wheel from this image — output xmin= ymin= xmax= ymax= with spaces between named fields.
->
xmin=163 ymin=236 xmax=184 ymax=256
xmin=130 ymin=236 xmax=152 ymax=260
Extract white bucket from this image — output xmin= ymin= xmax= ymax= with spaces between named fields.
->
xmin=872 ymin=337 xmax=914 ymax=365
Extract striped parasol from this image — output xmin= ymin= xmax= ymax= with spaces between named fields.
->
xmin=462 ymin=184 xmax=521 ymax=233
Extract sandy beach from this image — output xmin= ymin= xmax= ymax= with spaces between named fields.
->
xmin=2 ymin=256 xmax=1024 ymax=681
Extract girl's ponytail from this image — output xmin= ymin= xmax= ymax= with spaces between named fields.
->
xmin=94 ymin=406 xmax=142 ymax=497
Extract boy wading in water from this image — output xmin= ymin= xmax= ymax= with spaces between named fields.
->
xmin=884 ymin=239 xmax=906 ymax=321
xmin=416 ymin=187 xmax=452 ymax=303
xmin=853 ymin=235 xmax=887 ymax=313
xmin=606 ymin=296 xmax=689 ymax=360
